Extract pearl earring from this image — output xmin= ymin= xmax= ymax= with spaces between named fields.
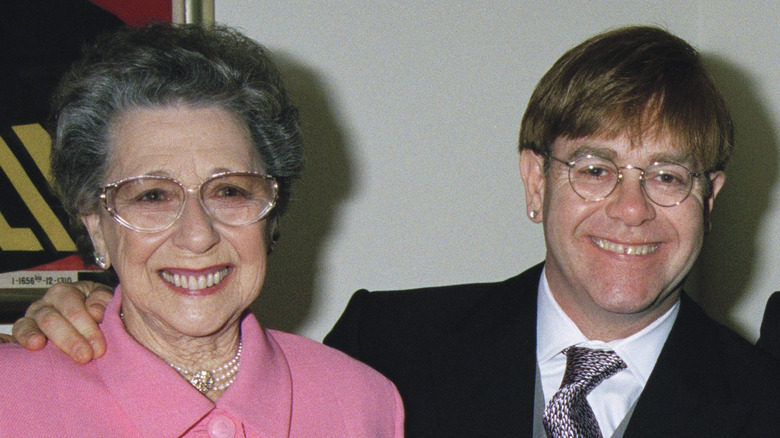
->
xmin=94 ymin=254 xmax=109 ymax=270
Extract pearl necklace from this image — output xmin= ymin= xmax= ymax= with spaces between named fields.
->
xmin=169 ymin=341 xmax=242 ymax=394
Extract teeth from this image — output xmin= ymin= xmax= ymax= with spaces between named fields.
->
xmin=161 ymin=267 xmax=230 ymax=290
xmin=593 ymin=238 xmax=658 ymax=255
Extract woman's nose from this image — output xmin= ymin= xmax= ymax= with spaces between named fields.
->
xmin=171 ymin=194 xmax=220 ymax=253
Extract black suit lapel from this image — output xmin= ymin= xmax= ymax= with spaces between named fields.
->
xmin=623 ymin=294 xmax=751 ymax=438
xmin=428 ymin=265 xmax=542 ymax=437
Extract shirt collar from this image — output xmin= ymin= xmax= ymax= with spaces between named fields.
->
xmin=536 ymin=267 xmax=679 ymax=384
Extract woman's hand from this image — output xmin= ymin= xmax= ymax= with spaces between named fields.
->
xmin=12 ymin=281 xmax=113 ymax=364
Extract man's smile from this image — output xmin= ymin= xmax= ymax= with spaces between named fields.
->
xmin=591 ymin=237 xmax=660 ymax=255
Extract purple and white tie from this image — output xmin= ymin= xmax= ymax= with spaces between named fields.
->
xmin=543 ymin=346 xmax=627 ymax=438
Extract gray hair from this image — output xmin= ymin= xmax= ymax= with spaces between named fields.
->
xmin=49 ymin=23 xmax=304 ymax=259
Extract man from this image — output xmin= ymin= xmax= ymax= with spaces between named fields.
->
xmin=9 ymin=26 xmax=780 ymax=437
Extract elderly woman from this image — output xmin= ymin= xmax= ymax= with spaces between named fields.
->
xmin=0 ymin=24 xmax=403 ymax=437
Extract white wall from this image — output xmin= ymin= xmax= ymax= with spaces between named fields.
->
xmin=215 ymin=0 xmax=780 ymax=343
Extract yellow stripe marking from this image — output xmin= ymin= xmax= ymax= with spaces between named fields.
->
xmin=0 ymin=129 xmax=76 ymax=251
xmin=0 ymin=210 xmax=43 ymax=250
xmin=12 ymin=124 xmax=52 ymax=177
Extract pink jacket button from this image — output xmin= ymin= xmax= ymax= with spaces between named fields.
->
xmin=207 ymin=414 xmax=237 ymax=438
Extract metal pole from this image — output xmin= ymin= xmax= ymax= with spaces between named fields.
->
xmin=172 ymin=0 xmax=214 ymax=28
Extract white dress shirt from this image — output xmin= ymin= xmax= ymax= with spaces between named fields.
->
xmin=536 ymin=268 xmax=679 ymax=437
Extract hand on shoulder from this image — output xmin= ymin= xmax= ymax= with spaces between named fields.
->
xmin=12 ymin=281 xmax=114 ymax=363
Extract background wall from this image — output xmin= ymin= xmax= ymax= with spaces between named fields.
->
xmin=211 ymin=0 xmax=779 ymax=343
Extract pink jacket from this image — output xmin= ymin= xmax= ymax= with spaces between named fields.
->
xmin=0 ymin=290 xmax=404 ymax=437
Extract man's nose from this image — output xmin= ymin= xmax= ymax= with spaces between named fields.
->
xmin=604 ymin=169 xmax=656 ymax=226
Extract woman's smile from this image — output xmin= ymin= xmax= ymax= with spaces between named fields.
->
xmin=160 ymin=266 xmax=232 ymax=292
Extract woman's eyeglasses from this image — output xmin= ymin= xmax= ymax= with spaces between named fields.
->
xmin=99 ymin=171 xmax=278 ymax=232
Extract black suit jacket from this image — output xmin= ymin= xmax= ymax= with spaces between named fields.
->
xmin=323 ymin=263 xmax=780 ymax=437
xmin=757 ymin=292 xmax=780 ymax=360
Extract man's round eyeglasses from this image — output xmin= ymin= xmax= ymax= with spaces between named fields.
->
xmin=99 ymin=171 xmax=278 ymax=232
xmin=547 ymin=154 xmax=704 ymax=207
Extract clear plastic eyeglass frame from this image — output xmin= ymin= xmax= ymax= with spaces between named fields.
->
xmin=99 ymin=171 xmax=278 ymax=232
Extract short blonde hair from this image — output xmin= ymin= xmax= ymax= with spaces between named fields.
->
xmin=519 ymin=26 xmax=733 ymax=174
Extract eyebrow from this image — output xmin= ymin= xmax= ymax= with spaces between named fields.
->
xmin=567 ymin=145 xmax=616 ymax=161
xmin=566 ymin=144 xmax=694 ymax=167
xmin=142 ymin=170 xmax=174 ymax=178
xmin=132 ymin=167 xmax=242 ymax=178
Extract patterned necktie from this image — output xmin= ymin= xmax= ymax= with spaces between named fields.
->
xmin=543 ymin=346 xmax=627 ymax=438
